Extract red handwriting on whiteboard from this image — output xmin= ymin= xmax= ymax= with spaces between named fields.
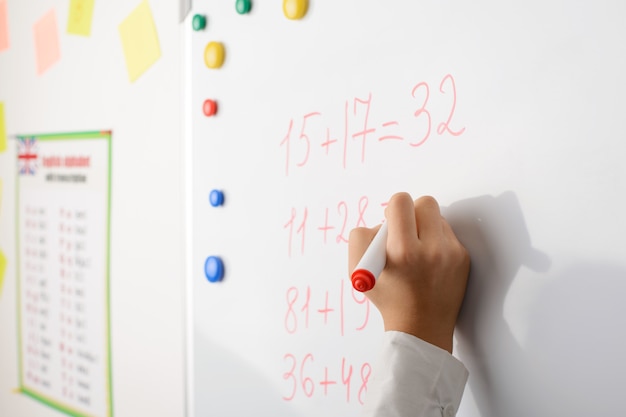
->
xmin=283 ymin=207 xmax=308 ymax=258
xmin=284 ymin=196 xmax=386 ymax=257
xmin=437 ymin=74 xmax=465 ymax=137
xmin=282 ymin=353 xmax=371 ymax=404
xmin=284 ymin=281 xmax=370 ymax=336
xmin=279 ymin=74 xmax=465 ymax=176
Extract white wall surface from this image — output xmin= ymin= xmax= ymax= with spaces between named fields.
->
xmin=0 ymin=1 xmax=186 ymax=416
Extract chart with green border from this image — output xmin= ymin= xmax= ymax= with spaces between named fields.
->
xmin=15 ymin=131 xmax=113 ymax=417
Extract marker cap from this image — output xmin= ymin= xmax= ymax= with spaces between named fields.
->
xmin=351 ymin=269 xmax=376 ymax=292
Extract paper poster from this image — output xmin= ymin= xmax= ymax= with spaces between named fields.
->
xmin=67 ymin=0 xmax=95 ymax=36
xmin=118 ymin=1 xmax=161 ymax=82
xmin=16 ymin=131 xmax=112 ymax=417
xmin=0 ymin=102 xmax=6 ymax=153
xmin=33 ymin=9 xmax=61 ymax=75
xmin=0 ymin=0 xmax=9 ymax=51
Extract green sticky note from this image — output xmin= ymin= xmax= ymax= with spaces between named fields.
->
xmin=67 ymin=0 xmax=95 ymax=36
xmin=0 ymin=249 xmax=5 ymax=297
xmin=118 ymin=1 xmax=161 ymax=82
xmin=0 ymin=102 xmax=6 ymax=153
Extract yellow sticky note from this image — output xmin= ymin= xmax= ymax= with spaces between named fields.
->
xmin=33 ymin=9 xmax=61 ymax=75
xmin=118 ymin=1 xmax=161 ymax=82
xmin=0 ymin=249 xmax=6 ymax=298
xmin=0 ymin=102 xmax=6 ymax=153
xmin=67 ymin=0 xmax=95 ymax=36
xmin=0 ymin=0 xmax=9 ymax=51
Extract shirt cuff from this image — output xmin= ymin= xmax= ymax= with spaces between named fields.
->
xmin=362 ymin=331 xmax=469 ymax=417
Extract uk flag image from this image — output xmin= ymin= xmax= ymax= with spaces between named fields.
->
xmin=18 ymin=137 xmax=38 ymax=175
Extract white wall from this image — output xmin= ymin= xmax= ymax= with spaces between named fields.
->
xmin=0 ymin=1 xmax=185 ymax=416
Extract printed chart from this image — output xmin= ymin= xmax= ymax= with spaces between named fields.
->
xmin=16 ymin=131 xmax=112 ymax=417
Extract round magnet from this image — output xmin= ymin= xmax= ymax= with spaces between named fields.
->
xmin=204 ymin=256 xmax=225 ymax=283
xmin=236 ymin=0 xmax=252 ymax=14
xmin=204 ymin=41 xmax=225 ymax=69
xmin=209 ymin=189 xmax=225 ymax=207
xmin=283 ymin=0 xmax=308 ymax=20
xmin=192 ymin=14 xmax=207 ymax=31
xmin=203 ymin=99 xmax=218 ymax=117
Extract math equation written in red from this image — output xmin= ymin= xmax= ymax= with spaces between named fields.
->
xmin=279 ymin=74 xmax=465 ymax=176
xmin=278 ymin=73 xmax=465 ymax=406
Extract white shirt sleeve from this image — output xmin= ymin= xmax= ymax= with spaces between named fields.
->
xmin=361 ymin=331 xmax=468 ymax=417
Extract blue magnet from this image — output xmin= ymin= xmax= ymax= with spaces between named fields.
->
xmin=209 ymin=189 xmax=225 ymax=207
xmin=204 ymin=256 xmax=225 ymax=283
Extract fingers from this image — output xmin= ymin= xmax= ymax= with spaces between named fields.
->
xmin=348 ymin=225 xmax=381 ymax=273
xmin=351 ymin=193 xmax=451 ymax=276
xmin=440 ymin=216 xmax=459 ymax=243
xmin=414 ymin=196 xmax=443 ymax=242
xmin=441 ymin=217 xmax=470 ymax=265
xmin=385 ymin=192 xmax=419 ymax=255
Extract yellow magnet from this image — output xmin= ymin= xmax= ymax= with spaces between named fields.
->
xmin=283 ymin=0 xmax=308 ymax=20
xmin=204 ymin=41 xmax=225 ymax=69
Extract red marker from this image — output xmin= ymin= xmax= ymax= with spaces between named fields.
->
xmin=350 ymin=222 xmax=388 ymax=292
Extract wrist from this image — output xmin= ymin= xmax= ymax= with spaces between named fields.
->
xmin=383 ymin=318 xmax=454 ymax=353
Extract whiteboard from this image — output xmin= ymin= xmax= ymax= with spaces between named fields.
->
xmin=185 ymin=1 xmax=626 ymax=416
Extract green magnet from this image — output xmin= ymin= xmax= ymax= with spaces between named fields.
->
xmin=236 ymin=0 xmax=252 ymax=14
xmin=192 ymin=14 xmax=207 ymax=31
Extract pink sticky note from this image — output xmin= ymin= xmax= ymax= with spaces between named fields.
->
xmin=33 ymin=9 xmax=61 ymax=75
xmin=0 ymin=0 xmax=9 ymax=51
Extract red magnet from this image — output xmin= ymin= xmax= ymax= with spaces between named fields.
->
xmin=203 ymin=99 xmax=218 ymax=117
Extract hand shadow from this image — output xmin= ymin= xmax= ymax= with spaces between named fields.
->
xmin=524 ymin=261 xmax=626 ymax=415
xmin=442 ymin=191 xmax=551 ymax=417
xmin=193 ymin=331 xmax=301 ymax=417
xmin=444 ymin=192 xmax=626 ymax=416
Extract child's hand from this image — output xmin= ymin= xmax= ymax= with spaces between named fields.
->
xmin=349 ymin=193 xmax=470 ymax=353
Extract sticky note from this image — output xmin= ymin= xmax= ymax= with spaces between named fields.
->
xmin=118 ymin=1 xmax=161 ymax=82
xmin=0 ymin=0 xmax=9 ymax=51
xmin=33 ymin=9 xmax=61 ymax=75
xmin=0 ymin=102 xmax=6 ymax=153
xmin=67 ymin=0 xmax=95 ymax=36
xmin=0 ymin=249 xmax=6 ymax=298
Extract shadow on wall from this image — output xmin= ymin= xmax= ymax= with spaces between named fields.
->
xmin=444 ymin=191 xmax=626 ymax=417
xmin=193 ymin=331 xmax=301 ymax=417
